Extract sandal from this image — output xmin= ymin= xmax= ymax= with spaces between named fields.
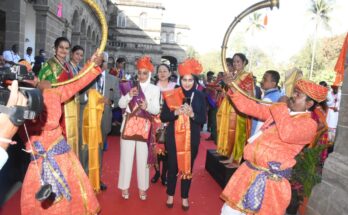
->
xmin=139 ymin=190 xmax=147 ymax=200
xmin=122 ymin=189 xmax=129 ymax=200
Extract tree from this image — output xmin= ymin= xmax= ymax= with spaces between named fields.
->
xmin=199 ymin=51 xmax=223 ymax=74
xmin=186 ymin=46 xmax=199 ymax=58
xmin=308 ymin=0 xmax=333 ymax=80
xmin=245 ymin=12 xmax=265 ymax=72
xmin=291 ymin=34 xmax=345 ymax=84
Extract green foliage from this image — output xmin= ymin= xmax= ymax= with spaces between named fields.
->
xmin=198 ymin=51 xmax=223 ymax=74
xmin=291 ymin=145 xmax=326 ymax=198
xmin=290 ymin=34 xmax=345 ymax=84
xmin=246 ymin=12 xmax=265 ymax=34
xmin=308 ymin=0 xmax=333 ymax=31
xmin=187 ymin=46 xmax=199 ymax=58
xmin=194 ymin=31 xmax=344 ymax=85
xmin=244 ymin=47 xmax=278 ymax=79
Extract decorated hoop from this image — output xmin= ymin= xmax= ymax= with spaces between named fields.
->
xmin=51 ymin=0 xmax=108 ymax=87
xmin=221 ymin=0 xmax=279 ymax=104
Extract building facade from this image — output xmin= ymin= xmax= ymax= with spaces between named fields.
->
xmin=0 ymin=0 xmax=107 ymax=60
xmin=107 ymin=0 xmax=189 ymax=74
xmin=0 ymin=0 xmax=189 ymax=74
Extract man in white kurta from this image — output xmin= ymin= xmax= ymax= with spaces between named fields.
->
xmin=326 ymin=85 xmax=341 ymax=143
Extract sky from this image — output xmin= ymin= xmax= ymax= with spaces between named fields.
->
xmin=160 ymin=0 xmax=348 ymax=62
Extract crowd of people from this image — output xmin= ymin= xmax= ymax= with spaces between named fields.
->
xmin=0 ymin=37 xmax=342 ymax=215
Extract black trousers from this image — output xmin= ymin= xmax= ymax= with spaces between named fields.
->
xmin=154 ymin=153 xmax=168 ymax=178
xmin=208 ymin=107 xmax=217 ymax=140
xmin=166 ymin=141 xmax=199 ymax=198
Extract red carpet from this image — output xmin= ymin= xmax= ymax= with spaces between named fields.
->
xmin=0 ymin=132 xmax=223 ymax=215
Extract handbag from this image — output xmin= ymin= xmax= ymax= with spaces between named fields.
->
xmin=122 ymin=108 xmax=152 ymax=142
xmin=155 ymin=126 xmax=166 ymax=144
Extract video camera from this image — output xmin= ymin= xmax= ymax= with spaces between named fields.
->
xmin=0 ymin=64 xmax=34 ymax=81
xmin=0 ymin=64 xmax=43 ymax=126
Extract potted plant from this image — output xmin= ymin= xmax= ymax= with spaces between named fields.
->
xmin=287 ymin=145 xmax=326 ymax=215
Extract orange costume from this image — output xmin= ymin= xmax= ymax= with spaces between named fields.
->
xmin=20 ymin=63 xmax=101 ymax=215
xmin=221 ymin=79 xmax=328 ymax=215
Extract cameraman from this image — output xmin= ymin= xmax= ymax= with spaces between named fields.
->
xmin=0 ymin=80 xmax=27 ymax=170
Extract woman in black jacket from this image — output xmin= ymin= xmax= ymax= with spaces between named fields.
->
xmin=160 ymin=58 xmax=206 ymax=211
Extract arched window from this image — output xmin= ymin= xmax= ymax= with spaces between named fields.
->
xmin=176 ymin=32 xmax=182 ymax=44
xmin=161 ymin=32 xmax=167 ymax=43
xmin=117 ymin=12 xmax=126 ymax=28
xmin=169 ymin=32 xmax=175 ymax=43
xmin=139 ymin=12 xmax=147 ymax=29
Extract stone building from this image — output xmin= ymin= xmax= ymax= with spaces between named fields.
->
xmin=107 ymin=0 xmax=189 ymax=75
xmin=0 ymin=0 xmax=107 ymax=60
xmin=0 ymin=0 xmax=189 ymax=74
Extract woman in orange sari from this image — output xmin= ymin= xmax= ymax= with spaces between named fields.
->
xmin=20 ymin=52 xmax=103 ymax=215
xmin=161 ymin=58 xmax=206 ymax=211
xmin=216 ymin=53 xmax=254 ymax=166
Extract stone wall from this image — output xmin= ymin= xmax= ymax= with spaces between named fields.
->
xmin=307 ymin=40 xmax=348 ymax=215
xmin=107 ymin=0 xmax=188 ymax=74
xmin=0 ymin=0 xmax=106 ymax=59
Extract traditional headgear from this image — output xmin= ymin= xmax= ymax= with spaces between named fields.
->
xmin=136 ymin=56 xmax=154 ymax=72
xmin=295 ymin=79 xmax=328 ymax=103
xmin=18 ymin=60 xmax=32 ymax=72
xmin=178 ymin=58 xmax=203 ymax=77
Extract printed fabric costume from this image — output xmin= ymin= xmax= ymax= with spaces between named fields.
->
xmin=220 ymin=79 xmax=328 ymax=215
xmin=38 ymin=57 xmax=79 ymax=156
xmin=82 ymin=89 xmax=104 ymax=192
xmin=216 ymin=71 xmax=254 ymax=164
xmin=20 ymin=62 xmax=101 ymax=215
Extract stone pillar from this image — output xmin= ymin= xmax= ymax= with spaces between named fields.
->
xmin=91 ymin=43 xmax=96 ymax=56
xmin=4 ymin=0 xmax=26 ymax=55
xmin=64 ymin=20 xmax=72 ymax=41
xmin=80 ymin=35 xmax=87 ymax=62
xmin=86 ymin=40 xmax=92 ymax=59
xmin=71 ymin=32 xmax=81 ymax=46
xmin=33 ymin=4 xmax=50 ymax=57
xmin=307 ymin=42 xmax=348 ymax=214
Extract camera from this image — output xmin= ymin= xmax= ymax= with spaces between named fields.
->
xmin=0 ymin=64 xmax=35 ymax=81
xmin=0 ymin=65 xmax=43 ymax=126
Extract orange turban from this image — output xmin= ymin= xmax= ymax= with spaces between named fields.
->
xmin=136 ymin=56 xmax=154 ymax=72
xmin=18 ymin=60 xmax=32 ymax=72
xmin=178 ymin=58 xmax=203 ymax=77
xmin=295 ymin=79 xmax=328 ymax=103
